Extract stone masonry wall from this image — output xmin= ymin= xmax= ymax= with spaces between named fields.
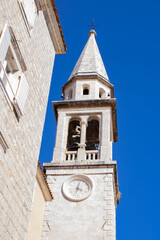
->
xmin=0 ymin=1 xmax=55 ymax=239
xmin=42 ymin=167 xmax=116 ymax=240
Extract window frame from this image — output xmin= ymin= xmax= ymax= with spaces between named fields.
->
xmin=83 ymin=84 xmax=90 ymax=96
xmin=85 ymin=118 xmax=100 ymax=151
xmin=99 ymin=88 xmax=106 ymax=99
xmin=18 ymin=0 xmax=37 ymax=35
xmin=0 ymin=24 xmax=28 ymax=120
xmin=66 ymin=118 xmax=81 ymax=152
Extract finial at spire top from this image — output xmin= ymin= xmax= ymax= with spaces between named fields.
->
xmin=88 ymin=19 xmax=98 ymax=37
xmin=88 ymin=29 xmax=97 ymax=37
xmin=88 ymin=19 xmax=98 ymax=36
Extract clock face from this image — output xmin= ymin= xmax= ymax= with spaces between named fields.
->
xmin=62 ymin=175 xmax=93 ymax=201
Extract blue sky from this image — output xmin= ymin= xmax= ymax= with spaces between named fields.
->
xmin=39 ymin=1 xmax=160 ymax=239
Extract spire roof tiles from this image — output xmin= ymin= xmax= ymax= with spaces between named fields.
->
xmin=68 ymin=29 xmax=109 ymax=82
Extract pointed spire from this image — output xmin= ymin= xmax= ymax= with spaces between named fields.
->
xmin=68 ymin=29 xmax=109 ymax=82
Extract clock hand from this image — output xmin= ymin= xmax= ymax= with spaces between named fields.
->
xmin=75 ymin=182 xmax=80 ymax=192
xmin=75 ymin=184 xmax=79 ymax=192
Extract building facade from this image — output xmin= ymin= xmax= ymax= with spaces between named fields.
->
xmin=0 ymin=1 xmax=66 ymax=239
xmin=26 ymin=161 xmax=53 ymax=240
xmin=42 ymin=29 xmax=119 ymax=240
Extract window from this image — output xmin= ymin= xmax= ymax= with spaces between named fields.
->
xmin=67 ymin=120 xmax=81 ymax=151
xmin=83 ymin=88 xmax=89 ymax=95
xmin=85 ymin=119 xmax=99 ymax=150
xmin=83 ymin=84 xmax=90 ymax=95
xmin=18 ymin=0 xmax=37 ymax=33
xmin=99 ymin=88 xmax=106 ymax=99
xmin=0 ymin=24 xmax=28 ymax=120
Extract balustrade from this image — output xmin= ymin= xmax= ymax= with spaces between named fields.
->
xmin=65 ymin=150 xmax=99 ymax=162
xmin=85 ymin=150 xmax=99 ymax=161
xmin=65 ymin=151 xmax=77 ymax=161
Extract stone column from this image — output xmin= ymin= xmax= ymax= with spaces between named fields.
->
xmin=100 ymin=109 xmax=112 ymax=162
xmin=77 ymin=118 xmax=88 ymax=161
xmin=52 ymin=112 xmax=69 ymax=163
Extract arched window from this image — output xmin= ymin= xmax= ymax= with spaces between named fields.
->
xmin=83 ymin=84 xmax=90 ymax=95
xmin=99 ymin=88 xmax=106 ymax=99
xmin=85 ymin=119 xmax=99 ymax=150
xmin=83 ymin=88 xmax=89 ymax=95
xmin=67 ymin=119 xmax=81 ymax=151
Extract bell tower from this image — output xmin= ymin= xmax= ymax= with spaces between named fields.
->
xmin=42 ymin=29 xmax=119 ymax=240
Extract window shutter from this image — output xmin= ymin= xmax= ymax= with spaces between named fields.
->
xmin=23 ymin=0 xmax=36 ymax=28
xmin=15 ymin=73 xmax=29 ymax=114
xmin=0 ymin=24 xmax=11 ymax=61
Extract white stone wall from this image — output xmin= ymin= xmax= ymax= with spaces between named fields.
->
xmin=52 ymin=106 xmax=113 ymax=163
xmin=42 ymin=167 xmax=116 ymax=240
xmin=0 ymin=1 xmax=55 ymax=239
xmin=64 ymin=79 xmax=111 ymax=101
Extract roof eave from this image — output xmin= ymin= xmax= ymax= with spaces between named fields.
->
xmin=40 ymin=0 xmax=67 ymax=54
xmin=37 ymin=161 xmax=53 ymax=201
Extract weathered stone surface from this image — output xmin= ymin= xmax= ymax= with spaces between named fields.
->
xmin=42 ymin=166 xmax=116 ymax=240
xmin=0 ymin=1 xmax=56 ymax=239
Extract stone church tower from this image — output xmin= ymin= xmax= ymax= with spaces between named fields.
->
xmin=42 ymin=29 xmax=119 ymax=240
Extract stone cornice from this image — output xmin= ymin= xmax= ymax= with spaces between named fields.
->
xmin=52 ymin=98 xmax=118 ymax=142
xmin=44 ymin=161 xmax=119 ymax=204
xmin=62 ymin=75 xmax=114 ymax=98
xmin=39 ymin=0 xmax=67 ymax=54
xmin=43 ymin=161 xmax=117 ymax=169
